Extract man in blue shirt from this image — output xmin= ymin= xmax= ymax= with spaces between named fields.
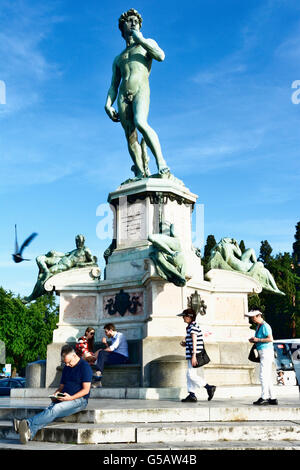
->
xmin=15 ymin=345 xmax=92 ymax=444
xmin=246 ymin=310 xmax=278 ymax=406
xmin=92 ymin=323 xmax=129 ymax=387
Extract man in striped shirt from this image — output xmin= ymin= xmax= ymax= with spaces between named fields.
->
xmin=178 ymin=308 xmax=216 ymax=402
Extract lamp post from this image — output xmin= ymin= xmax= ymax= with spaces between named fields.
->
xmin=187 ymin=290 xmax=207 ymax=316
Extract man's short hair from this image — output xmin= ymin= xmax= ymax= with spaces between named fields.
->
xmin=61 ymin=344 xmax=75 ymax=357
xmin=118 ymin=9 xmax=143 ymax=38
xmin=104 ymin=323 xmax=116 ymax=331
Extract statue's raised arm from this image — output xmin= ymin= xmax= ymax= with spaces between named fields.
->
xmin=130 ymin=30 xmax=165 ymax=62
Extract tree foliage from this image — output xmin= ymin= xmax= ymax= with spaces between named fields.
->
xmin=259 ymin=251 xmax=300 ymax=339
xmin=258 ymin=240 xmax=273 ymax=267
xmin=251 ymin=244 xmax=300 ymax=339
xmin=293 ymin=222 xmax=300 ymax=277
xmin=0 ymin=289 xmax=58 ymax=373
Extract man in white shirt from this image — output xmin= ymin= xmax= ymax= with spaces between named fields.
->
xmin=92 ymin=323 xmax=129 ymax=387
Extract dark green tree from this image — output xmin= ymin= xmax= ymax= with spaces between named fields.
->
xmin=258 ymin=253 xmax=300 ymax=339
xmin=258 ymin=240 xmax=273 ymax=268
xmin=248 ymin=293 xmax=265 ymax=313
xmin=293 ymin=222 xmax=300 ymax=276
xmin=0 ymin=288 xmax=58 ymax=374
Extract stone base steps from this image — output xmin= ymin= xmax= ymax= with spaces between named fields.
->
xmin=2 ymin=420 xmax=300 ymax=445
xmin=11 ymin=384 xmax=300 ymax=400
xmin=0 ymin=438 xmax=300 ymax=451
xmin=3 ymin=387 xmax=300 ymax=449
xmin=3 ymin=403 xmax=300 ymax=423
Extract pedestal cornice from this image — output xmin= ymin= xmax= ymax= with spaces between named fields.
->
xmin=108 ymin=177 xmax=198 ymax=207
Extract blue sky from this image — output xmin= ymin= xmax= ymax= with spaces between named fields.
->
xmin=0 ymin=0 xmax=299 ymax=297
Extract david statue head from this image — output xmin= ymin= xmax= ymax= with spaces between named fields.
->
xmin=118 ymin=8 xmax=143 ymax=40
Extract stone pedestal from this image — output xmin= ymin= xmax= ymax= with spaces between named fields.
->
xmin=26 ymin=360 xmax=46 ymax=388
xmin=105 ymin=177 xmax=202 ymax=283
xmin=149 ymin=356 xmax=187 ymax=387
xmin=45 ymin=178 xmax=262 ymax=388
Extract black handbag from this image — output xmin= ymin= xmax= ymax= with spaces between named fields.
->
xmin=248 ymin=344 xmax=260 ymax=363
xmin=195 ymin=349 xmax=211 ymax=368
xmin=188 ymin=344 xmax=210 ymax=368
xmin=248 ymin=325 xmax=262 ymax=363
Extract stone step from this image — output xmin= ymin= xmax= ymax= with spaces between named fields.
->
xmin=0 ymin=438 xmax=300 ymax=451
xmin=2 ymin=420 xmax=300 ymax=445
xmin=11 ymin=384 xmax=300 ymax=400
xmin=3 ymin=402 xmax=300 ymax=424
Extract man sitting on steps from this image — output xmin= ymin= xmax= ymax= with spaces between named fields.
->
xmin=92 ymin=323 xmax=129 ymax=387
xmin=14 ymin=345 xmax=92 ymax=444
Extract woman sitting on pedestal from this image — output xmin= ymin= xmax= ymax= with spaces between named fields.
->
xmin=75 ymin=327 xmax=96 ymax=363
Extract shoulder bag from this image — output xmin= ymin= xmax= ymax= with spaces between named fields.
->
xmin=248 ymin=325 xmax=262 ymax=363
xmin=248 ymin=344 xmax=260 ymax=363
xmin=188 ymin=343 xmax=210 ymax=368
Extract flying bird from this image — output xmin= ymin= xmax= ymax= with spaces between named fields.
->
xmin=12 ymin=224 xmax=38 ymax=263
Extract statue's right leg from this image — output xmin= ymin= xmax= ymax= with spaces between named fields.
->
xmin=133 ymin=91 xmax=169 ymax=174
xmin=118 ymin=99 xmax=144 ymax=178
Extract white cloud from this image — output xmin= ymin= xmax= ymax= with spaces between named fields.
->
xmin=192 ymin=62 xmax=247 ymax=86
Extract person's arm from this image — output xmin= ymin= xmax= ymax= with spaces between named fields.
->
xmin=56 ymin=368 xmax=67 ymax=396
xmin=250 ymin=324 xmax=273 ymax=344
xmin=191 ymin=333 xmax=198 ymax=367
xmin=131 ymin=31 xmax=165 ymax=61
xmin=105 ymin=56 xmax=121 ymax=122
xmin=101 ymin=335 xmax=111 ymax=352
xmin=57 ymin=382 xmax=91 ymax=402
xmin=252 ymin=334 xmax=273 ymax=344
xmin=53 ymin=384 xmax=65 ymax=395
xmin=106 ymin=333 xmax=120 ymax=352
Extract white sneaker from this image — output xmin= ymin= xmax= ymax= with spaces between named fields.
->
xmin=19 ymin=419 xmax=31 ymax=444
